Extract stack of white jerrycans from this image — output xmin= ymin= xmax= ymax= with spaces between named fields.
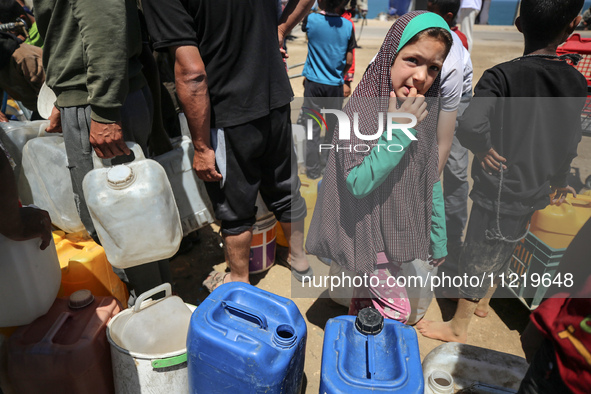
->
xmin=17 ymin=121 xmax=215 ymax=267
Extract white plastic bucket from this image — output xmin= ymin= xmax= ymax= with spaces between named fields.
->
xmin=83 ymin=142 xmax=183 ymax=268
xmin=106 ymin=284 xmax=195 ymax=394
xmin=249 ymin=216 xmax=277 ymax=274
xmin=154 ymin=136 xmax=215 ymax=236
xmin=0 ymin=234 xmax=61 ymax=327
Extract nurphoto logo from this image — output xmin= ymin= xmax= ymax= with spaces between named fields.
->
xmin=302 ymin=108 xmax=418 ymax=153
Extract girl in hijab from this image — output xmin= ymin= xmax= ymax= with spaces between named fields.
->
xmin=306 ymin=11 xmax=452 ymax=324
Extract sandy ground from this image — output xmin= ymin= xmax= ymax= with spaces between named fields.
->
xmin=171 ymin=22 xmax=591 ymax=392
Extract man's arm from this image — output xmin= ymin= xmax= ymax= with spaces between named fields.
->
xmin=68 ymin=0 xmax=135 ymax=158
xmin=437 ymin=52 xmax=462 ymax=174
xmin=278 ymin=0 xmax=315 ymax=45
xmin=456 ymin=69 xmax=502 ymax=155
xmin=172 ymin=45 xmax=221 ymax=182
xmin=343 ymin=50 xmax=353 ymax=77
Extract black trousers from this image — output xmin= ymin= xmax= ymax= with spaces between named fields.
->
xmin=299 ymin=79 xmax=343 ymax=179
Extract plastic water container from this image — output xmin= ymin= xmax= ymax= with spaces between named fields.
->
xmin=83 ymin=142 xmax=182 ymax=268
xmin=320 ymin=308 xmax=424 ymax=393
xmin=7 ymin=290 xmax=121 ymax=393
xmin=422 ymin=342 xmax=529 ymax=393
xmin=107 ymin=284 xmax=194 ymax=394
xmin=154 ymin=136 xmax=215 ymax=235
xmin=22 ymin=135 xmax=86 ymax=233
xmin=529 ymin=193 xmax=591 ymax=249
xmin=53 ymin=231 xmax=129 ymax=308
xmin=187 ymin=282 xmax=307 ymax=394
xmin=250 ymin=215 xmax=277 ymax=273
xmin=0 ymin=234 xmax=61 ymax=327
xmin=0 ymin=120 xmax=50 ymax=205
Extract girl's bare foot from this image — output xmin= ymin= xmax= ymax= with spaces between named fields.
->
xmin=416 ymin=320 xmax=467 ymax=343
xmin=288 ymin=252 xmax=310 ymax=272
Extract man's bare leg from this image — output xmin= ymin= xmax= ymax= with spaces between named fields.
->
xmin=223 ymin=229 xmax=253 ymax=284
xmin=475 ymin=283 xmax=498 ymax=318
xmin=416 ymin=297 xmax=479 ymax=343
xmin=279 ymin=220 xmax=310 ymax=272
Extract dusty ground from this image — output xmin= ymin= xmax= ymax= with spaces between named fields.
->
xmin=171 ymin=22 xmax=591 ymax=392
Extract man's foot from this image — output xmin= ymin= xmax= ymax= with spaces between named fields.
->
xmin=474 ymin=305 xmax=489 ymax=318
xmin=440 ymin=290 xmax=488 ymax=317
xmin=416 ymin=320 xmax=467 ymax=343
xmin=203 ymin=270 xmax=229 ymax=293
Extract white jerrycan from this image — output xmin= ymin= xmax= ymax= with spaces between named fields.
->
xmin=0 ymin=234 xmax=61 ymax=327
xmin=154 ymin=136 xmax=215 ymax=236
xmin=21 ymin=135 xmax=85 ymax=233
xmin=0 ymin=120 xmax=53 ymax=205
xmin=82 ymin=142 xmax=182 ymax=268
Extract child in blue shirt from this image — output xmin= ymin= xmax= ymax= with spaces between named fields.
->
xmin=300 ymin=0 xmax=356 ymax=179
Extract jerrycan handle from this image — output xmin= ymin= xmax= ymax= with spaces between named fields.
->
xmin=221 ymin=300 xmax=268 ymax=330
xmin=41 ymin=312 xmax=71 ymax=344
xmin=92 ymin=141 xmax=145 ymax=169
xmin=133 ymin=283 xmax=172 ymax=313
xmin=569 ymin=194 xmax=591 ymax=207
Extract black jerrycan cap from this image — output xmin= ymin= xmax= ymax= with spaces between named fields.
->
xmin=355 ymin=307 xmax=384 ymax=335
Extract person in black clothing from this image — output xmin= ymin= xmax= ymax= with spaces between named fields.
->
xmin=417 ymin=0 xmax=587 ymax=343
xmin=141 ymin=0 xmax=315 ymax=290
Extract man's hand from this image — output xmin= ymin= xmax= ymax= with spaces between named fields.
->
xmin=0 ymin=111 xmax=8 ymax=122
xmin=278 ymin=33 xmax=289 ymax=59
xmin=46 ymin=106 xmax=62 ymax=133
xmin=19 ymin=206 xmax=52 ymax=250
xmin=193 ymin=147 xmax=222 ymax=182
xmin=476 ymin=147 xmax=507 ymax=174
xmin=389 ymin=88 xmax=428 ymax=125
xmin=343 ymin=81 xmax=352 ymax=98
xmin=431 ymin=257 xmax=446 ymax=268
xmin=89 ymin=120 xmax=131 ymax=159
xmin=551 ymin=185 xmax=577 ymax=205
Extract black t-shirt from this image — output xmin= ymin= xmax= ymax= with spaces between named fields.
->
xmin=142 ymin=0 xmax=293 ymax=128
xmin=457 ymin=56 xmax=587 ymax=215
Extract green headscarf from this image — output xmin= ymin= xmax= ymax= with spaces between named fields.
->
xmin=398 ymin=12 xmax=451 ymax=51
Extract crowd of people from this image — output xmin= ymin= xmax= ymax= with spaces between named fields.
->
xmin=1 ymin=0 xmax=590 ymax=392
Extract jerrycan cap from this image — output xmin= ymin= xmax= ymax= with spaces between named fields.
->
xmin=107 ymin=165 xmax=135 ymax=189
xmin=69 ymin=289 xmax=95 ymax=309
xmin=355 ymin=307 xmax=384 ymax=335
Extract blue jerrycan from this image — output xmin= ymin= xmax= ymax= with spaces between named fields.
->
xmin=187 ymin=282 xmax=307 ymax=393
xmin=320 ymin=308 xmax=424 ymax=393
